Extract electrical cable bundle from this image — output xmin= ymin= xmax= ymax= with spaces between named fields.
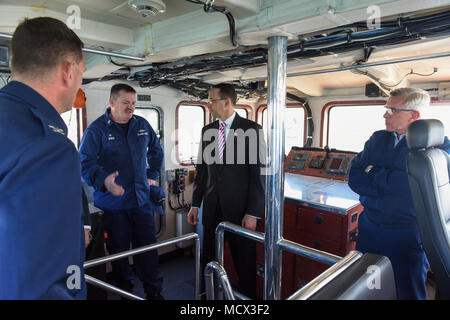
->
xmin=82 ymin=10 xmax=450 ymax=100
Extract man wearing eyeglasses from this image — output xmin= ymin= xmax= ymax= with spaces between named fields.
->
xmin=188 ymin=83 xmax=266 ymax=299
xmin=348 ymin=87 xmax=450 ymax=300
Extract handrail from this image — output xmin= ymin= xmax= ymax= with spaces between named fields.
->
xmin=215 ymin=222 xmax=341 ymax=269
xmin=278 ymin=238 xmax=341 ymax=266
xmin=84 ymin=233 xmax=201 ymax=300
xmin=204 ymin=261 xmax=235 ymax=300
xmin=287 ymin=250 xmax=363 ymax=300
xmin=85 ymin=275 xmax=144 ymax=300
xmin=212 ymin=221 xmax=356 ymax=300
xmin=215 ymin=222 xmax=264 ymax=268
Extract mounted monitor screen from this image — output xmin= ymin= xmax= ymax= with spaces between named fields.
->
xmin=329 ymin=158 xmax=343 ymax=170
xmin=325 ymin=155 xmax=352 ymax=176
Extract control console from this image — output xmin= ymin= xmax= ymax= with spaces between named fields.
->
xmin=285 ymin=147 xmax=357 ymax=181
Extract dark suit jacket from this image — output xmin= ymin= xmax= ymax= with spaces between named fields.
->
xmin=192 ymin=113 xmax=266 ymax=228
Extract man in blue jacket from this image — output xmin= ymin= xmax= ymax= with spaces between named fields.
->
xmin=348 ymin=87 xmax=450 ymax=300
xmin=79 ymin=83 xmax=164 ymax=300
xmin=0 ymin=17 xmax=86 ymax=299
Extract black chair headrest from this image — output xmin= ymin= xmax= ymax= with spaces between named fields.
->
xmin=407 ymin=119 xmax=445 ymax=150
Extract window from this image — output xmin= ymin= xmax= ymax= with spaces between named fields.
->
xmin=61 ymin=108 xmax=81 ymax=148
xmin=327 ymin=104 xmax=385 ymax=152
xmin=259 ymin=105 xmax=305 ymax=154
xmin=134 ymin=107 xmax=161 ymax=137
xmin=325 ymin=102 xmax=450 ymax=153
xmin=234 ymin=105 xmax=253 ymax=120
xmin=177 ymin=103 xmax=206 ymax=164
xmin=422 ymin=104 xmax=450 ymax=138
xmin=235 ymin=108 xmax=248 ymax=119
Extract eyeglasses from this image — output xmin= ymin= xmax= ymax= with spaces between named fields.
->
xmin=208 ymin=98 xmax=226 ymax=104
xmin=384 ymin=106 xmax=415 ymax=115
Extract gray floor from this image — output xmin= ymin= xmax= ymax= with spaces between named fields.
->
xmin=106 ymin=248 xmax=197 ymax=300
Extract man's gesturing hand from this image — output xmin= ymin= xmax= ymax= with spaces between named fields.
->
xmin=104 ymin=171 xmax=125 ymax=196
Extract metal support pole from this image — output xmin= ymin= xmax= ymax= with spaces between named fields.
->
xmin=194 ymin=236 xmax=201 ymax=300
xmin=264 ymin=36 xmax=287 ymax=300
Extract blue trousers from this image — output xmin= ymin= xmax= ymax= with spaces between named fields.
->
xmin=356 ymin=211 xmax=429 ymax=300
xmin=103 ymin=204 xmax=163 ymax=295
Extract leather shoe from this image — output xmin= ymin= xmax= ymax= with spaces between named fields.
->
xmin=146 ymin=292 xmax=165 ymax=300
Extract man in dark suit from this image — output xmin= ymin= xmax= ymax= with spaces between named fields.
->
xmin=187 ymin=83 xmax=266 ymax=299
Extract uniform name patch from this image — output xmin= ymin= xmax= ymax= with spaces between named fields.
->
xmin=137 ymin=129 xmax=148 ymax=136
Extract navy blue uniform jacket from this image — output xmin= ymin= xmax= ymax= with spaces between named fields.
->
xmin=349 ymin=130 xmax=450 ymax=225
xmin=0 ymin=82 xmax=86 ymax=299
xmin=79 ymin=109 xmax=163 ymax=211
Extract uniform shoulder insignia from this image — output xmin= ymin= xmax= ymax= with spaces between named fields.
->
xmin=48 ymin=125 xmax=65 ymax=135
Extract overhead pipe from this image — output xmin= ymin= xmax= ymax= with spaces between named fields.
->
xmin=0 ymin=33 xmax=145 ymax=62
xmin=0 ymin=33 xmax=12 ymax=40
xmin=246 ymin=51 xmax=450 ymax=82
xmin=264 ymin=35 xmax=287 ymax=300
xmin=81 ymin=48 xmax=145 ymax=61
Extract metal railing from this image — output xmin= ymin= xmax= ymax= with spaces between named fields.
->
xmin=215 ymin=221 xmax=341 ymax=273
xmin=208 ymin=221 xmax=361 ymax=300
xmin=205 ymin=36 xmax=360 ymax=301
xmin=287 ymin=250 xmax=363 ymax=300
xmin=204 ymin=261 xmax=235 ymax=300
xmin=84 ymin=233 xmax=200 ymax=300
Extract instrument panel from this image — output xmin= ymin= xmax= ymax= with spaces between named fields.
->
xmin=285 ymin=147 xmax=357 ymax=181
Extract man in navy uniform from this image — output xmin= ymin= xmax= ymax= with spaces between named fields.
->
xmin=0 ymin=17 xmax=86 ymax=299
xmin=79 ymin=83 xmax=164 ymax=300
xmin=348 ymin=87 xmax=450 ymax=299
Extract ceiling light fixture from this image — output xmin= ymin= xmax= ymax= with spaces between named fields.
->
xmin=128 ymin=0 xmax=166 ymax=18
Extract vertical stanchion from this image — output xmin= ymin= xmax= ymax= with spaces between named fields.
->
xmin=264 ymin=35 xmax=287 ymax=300
xmin=195 ymin=237 xmax=201 ymax=300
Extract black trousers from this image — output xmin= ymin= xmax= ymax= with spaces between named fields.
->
xmin=85 ymin=212 xmax=107 ymax=300
xmin=103 ymin=204 xmax=163 ymax=295
xmin=201 ymin=205 xmax=257 ymax=299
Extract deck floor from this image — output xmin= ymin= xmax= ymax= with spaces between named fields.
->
xmin=103 ymin=248 xmax=197 ymax=300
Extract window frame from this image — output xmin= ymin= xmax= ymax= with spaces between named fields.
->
xmin=235 ymin=104 xmax=254 ymax=120
xmin=321 ymin=100 xmax=386 ymax=148
xmin=134 ymin=105 xmax=163 ymax=139
xmin=61 ymin=107 xmax=86 ymax=149
xmin=423 ymin=97 xmax=450 ymax=135
xmin=175 ymin=100 xmax=210 ymax=166
xmin=256 ymin=103 xmax=307 ymax=146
